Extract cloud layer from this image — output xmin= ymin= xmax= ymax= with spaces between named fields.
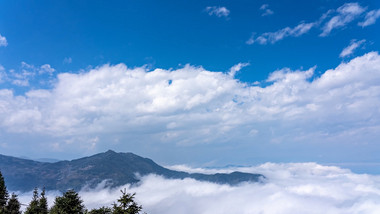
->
xmin=1 ymin=52 xmax=380 ymax=157
xmin=16 ymin=163 xmax=380 ymax=214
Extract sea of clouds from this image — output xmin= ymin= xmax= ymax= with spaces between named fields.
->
xmin=16 ymin=163 xmax=380 ymax=214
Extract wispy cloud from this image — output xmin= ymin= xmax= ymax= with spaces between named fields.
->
xmin=248 ymin=2 xmax=376 ymax=45
xmin=205 ymin=6 xmax=230 ymax=18
xmin=246 ymin=22 xmax=315 ymax=45
xmin=63 ymin=57 xmax=73 ymax=64
xmin=359 ymin=9 xmax=380 ymax=27
xmin=260 ymin=4 xmax=274 ymax=16
xmin=340 ymin=39 xmax=366 ymax=58
xmin=228 ymin=62 xmax=249 ymax=77
xmin=0 ymin=34 xmax=7 ymax=47
xmin=320 ymin=2 xmax=366 ymax=36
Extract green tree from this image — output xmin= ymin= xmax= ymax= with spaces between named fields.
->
xmin=0 ymin=171 xmax=9 ymax=213
xmin=5 ymin=193 xmax=21 ymax=214
xmin=50 ymin=189 xmax=85 ymax=214
xmin=25 ymin=187 xmax=48 ymax=214
xmin=38 ymin=188 xmax=49 ymax=214
xmin=25 ymin=188 xmax=39 ymax=214
xmin=112 ymin=190 xmax=143 ymax=214
xmin=87 ymin=206 xmax=112 ymax=214
xmin=0 ymin=170 xmax=8 ymax=214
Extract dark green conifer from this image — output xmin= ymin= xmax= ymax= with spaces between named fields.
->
xmin=50 ymin=189 xmax=85 ymax=214
xmin=88 ymin=206 xmax=112 ymax=214
xmin=112 ymin=190 xmax=143 ymax=214
xmin=25 ymin=188 xmax=39 ymax=214
xmin=0 ymin=170 xmax=8 ymax=214
xmin=5 ymin=193 xmax=21 ymax=214
xmin=38 ymin=188 xmax=49 ymax=214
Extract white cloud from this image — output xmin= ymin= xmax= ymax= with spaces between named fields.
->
xmin=248 ymin=2 xmax=374 ymax=45
xmin=247 ymin=22 xmax=315 ymax=45
xmin=3 ymin=62 xmax=56 ymax=87
xmin=320 ymin=3 xmax=366 ymax=37
xmin=1 ymin=52 xmax=380 ymax=155
xmin=205 ymin=6 xmax=230 ymax=18
xmin=0 ymin=34 xmax=7 ymax=47
xmin=260 ymin=4 xmax=274 ymax=16
xmin=39 ymin=64 xmax=56 ymax=75
xmin=359 ymin=9 xmax=380 ymax=27
xmin=340 ymin=39 xmax=366 ymax=58
xmin=228 ymin=62 xmax=249 ymax=77
xmin=16 ymin=163 xmax=380 ymax=213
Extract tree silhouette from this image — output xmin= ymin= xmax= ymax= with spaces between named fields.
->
xmin=5 ymin=193 xmax=21 ymax=214
xmin=112 ymin=189 xmax=143 ymax=214
xmin=25 ymin=187 xmax=48 ymax=214
xmin=0 ymin=170 xmax=8 ymax=214
xmin=88 ymin=206 xmax=113 ymax=214
xmin=50 ymin=189 xmax=85 ymax=214
xmin=39 ymin=188 xmax=48 ymax=214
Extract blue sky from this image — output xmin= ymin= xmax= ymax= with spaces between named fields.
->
xmin=1 ymin=0 xmax=380 ymax=173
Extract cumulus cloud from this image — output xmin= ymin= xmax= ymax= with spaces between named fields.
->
xmin=247 ymin=22 xmax=315 ymax=45
xmin=1 ymin=52 xmax=380 ymax=155
xmin=260 ymin=4 xmax=274 ymax=16
xmin=0 ymin=34 xmax=7 ymax=47
xmin=340 ymin=39 xmax=366 ymax=58
xmin=205 ymin=6 xmax=230 ymax=18
xmin=2 ymin=62 xmax=56 ymax=87
xmin=359 ymin=9 xmax=380 ymax=27
xmin=15 ymin=163 xmax=380 ymax=213
xmin=320 ymin=3 xmax=366 ymax=36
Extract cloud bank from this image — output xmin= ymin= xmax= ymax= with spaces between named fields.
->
xmin=1 ymin=52 xmax=380 ymax=157
xmin=16 ymin=163 xmax=380 ymax=213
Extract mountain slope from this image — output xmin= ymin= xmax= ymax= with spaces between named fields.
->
xmin=0 ymin=150 xmax=264 ymax=191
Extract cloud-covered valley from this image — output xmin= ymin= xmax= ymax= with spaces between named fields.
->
xmin=16 ymin=163 xmax=380 ymax=214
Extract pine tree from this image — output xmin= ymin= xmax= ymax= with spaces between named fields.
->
xmin=25 ymin=188 xmax=39 ymax=214
xmin=38 ymin=188 xmax=48 ymax=214
xmin=0 ymin=170 xmax=9 ymax=214
xmin=5 ymin=193 xmax=21 ymax=214
xmin=88 ymin=206 xmax=112 ymax=214
xmin=112 ymin=190 xmax=143 ymax=214
xmin=50 ymin=189 xmax=85 ymax=214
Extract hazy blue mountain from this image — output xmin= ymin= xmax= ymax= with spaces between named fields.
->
xmin=0 ymin=150 xmax=264 ymax=192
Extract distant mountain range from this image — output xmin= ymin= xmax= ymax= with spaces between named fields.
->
xmin=0 ymin=150 xmax=265 ymax=192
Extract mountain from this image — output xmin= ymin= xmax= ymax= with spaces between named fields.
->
xmin=0 ymin=150 xmax=265 ymax=192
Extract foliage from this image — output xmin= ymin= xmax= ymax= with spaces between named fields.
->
xmin=87 ymin=206 xmax=113 ymax=214
xmin=112 ymin=190 xmax=143 ymax=214
xmin=25 ymin=187 xmax=48 ymax=214
xmin=39 ymin=188 xmax=49 ymax=214
xmin=0 ymin=170 xmax=9 ymax=214
xmin=50 ymin=189 xmax=85 ymax=214
xmin=5 ymin=193 xmax=21 ymax=214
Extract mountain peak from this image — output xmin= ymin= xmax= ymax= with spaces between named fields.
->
xmin=0 ymin=151 xmax=265 ymax=191
xmin=105 ymin=149 xmax=117 ymax=154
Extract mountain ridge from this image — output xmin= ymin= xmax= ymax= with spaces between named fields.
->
xmin=0 ymin=150 xmax=265 ymax=192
